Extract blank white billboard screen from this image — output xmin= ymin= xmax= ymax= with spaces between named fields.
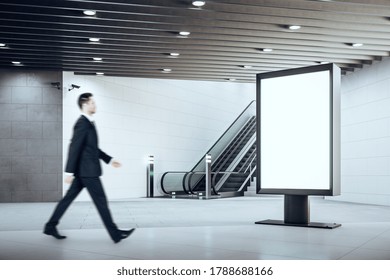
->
xmin=261 ymin=70 xmax=330 ymax=190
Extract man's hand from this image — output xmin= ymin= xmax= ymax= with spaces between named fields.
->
xmin=111 ymin=160 xmax=122 ymax=168
xmin=64 ymin=175 xmax=74 ymax=185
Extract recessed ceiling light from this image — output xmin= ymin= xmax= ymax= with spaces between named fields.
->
xmin=93 ymin=57 xmax=103 ymax=61
xmin=0 ymin=43 xmax=6 ymax=47
xmin=288 ymin=25 xmax=301 ymax=30
xmin=12 ymin=61 xmax=21 ymax=65
xmin=192 ymin=1 xmax=206 ymax=7
xmin=83 ymin=10 xmax=96 ymax=16
xmin=179 ymin=31 xmax=191 ymax=36
xmin=352 ymin=43 xmax=363 ymax=47
xmin=261 ymin=48 xmax=273 ymax=52
xmin=226 ymin=78 xmax=236 ymax=82
xmin=162 ymin=68 xmax=172 ymax=73
xmin=240 ymin=65 xmax=252 ymax=69
xmin=89 ymin=38 xmax=100 ymax=42
xmin=96 ymin=72 xmax=104 ymax=75
xmin=169 ymin=53 xmax=180 ymax=57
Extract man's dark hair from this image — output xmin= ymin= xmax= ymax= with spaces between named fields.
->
xmin=78 ymin=93 xmax=93 ymax=109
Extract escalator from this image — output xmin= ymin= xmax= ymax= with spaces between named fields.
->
xmin=217 ymin=143 xmax=256 ymax=193
xmin=160 ymin=100 xmax=256 ymax=198
xmin=190 ymin=116 xmax=256 ymax=196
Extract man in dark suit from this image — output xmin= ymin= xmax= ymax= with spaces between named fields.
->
xmin=44 ymin=93 xmax=134 ymax=243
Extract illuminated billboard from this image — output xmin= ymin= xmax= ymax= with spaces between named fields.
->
xmin=256 ymin=63 xmax=340 ymax=196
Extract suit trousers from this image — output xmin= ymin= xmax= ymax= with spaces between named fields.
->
xmin=46 ymin=177 xmax=120 ymax=241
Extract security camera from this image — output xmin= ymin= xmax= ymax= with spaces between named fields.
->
xmin=68 ymin=84 xmax=81 ymax=91
xmin=51 ymin=82 xmax=61 ymax=90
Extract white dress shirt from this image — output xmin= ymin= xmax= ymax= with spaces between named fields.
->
xmin=82 ymin=113 xmax=94 ymax=123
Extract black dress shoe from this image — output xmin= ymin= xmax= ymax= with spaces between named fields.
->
xmin=43 ymin=227 xmax=67 ymax=240
xmin=114 ymin=228 xmax=135 ymax=243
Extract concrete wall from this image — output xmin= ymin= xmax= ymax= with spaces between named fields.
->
xmin=330 ymin=58 xmax=390 ymax=206
xmin=63 ymin=72 xmax=255 ymax=200
xmin=0 ymin=69 xmax=63 ymax=202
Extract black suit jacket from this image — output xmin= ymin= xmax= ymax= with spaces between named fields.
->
xmin=65 ymin=115 xmax=112 ymax=177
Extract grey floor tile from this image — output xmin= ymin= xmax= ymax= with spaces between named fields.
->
xmin=339 ymin=248 xmax=390 ymax=260
xmin=1 ymin=197 xmax=390 ymax=260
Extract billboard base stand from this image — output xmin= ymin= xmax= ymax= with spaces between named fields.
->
xmin=255 ymin=195 xmax=341 ymax=229
xmin=255 ymin=219 xmax=341 ymax=229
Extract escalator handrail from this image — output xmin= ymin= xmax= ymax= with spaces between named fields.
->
xmin=187 ymin=171 xmax=219 ymax=195
xmin=189 ymin=116 xmax=255 ymax=193
xmin=214 ymin=118 xmax=255 ymax=172
xmin=190 ymin=100 xmax=256 ymax=172
xmin=239 ymin=148 xmax=256 ymax=173
xmin=161 ymin=171 xmax=192 ymax=195
xmin=188 ymin=171 xmax=247 ymax=196
xmin=183 ymin=171 xmax=197 ymax=195
xmin=211 ymin=116 xmax=255 ymax=169
xmin=211 ymin=119 xmax=256 ymax=186
xmin=211 ymin=170 xmax=256 ymax=193
xmin=237 ymin=166 xmax=257 ymax=192
xmin=211 ymin=117 xmax=255 ymax=171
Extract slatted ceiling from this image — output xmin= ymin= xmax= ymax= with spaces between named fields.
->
xmin=0 ymin=55 xmax=321 ymax=73
xmin=0 ymin=40 xmax=376 ymax=62
xmin=1 ymin=6 xmax=388 ymax=37
xmin=3 ymin=28 xmax=388 ymax=55
xmin=2 ymin=23 xmax=389 ymax=51
xmin=0 ymin=1 xmax=389 ymax=82
xmin=0 ymin=45 xmax=369 ymax=67
xmin=0 ymin=41 xmax=379 ymax=60
xmin=1 ymin=17 xmax=389 ymax=44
